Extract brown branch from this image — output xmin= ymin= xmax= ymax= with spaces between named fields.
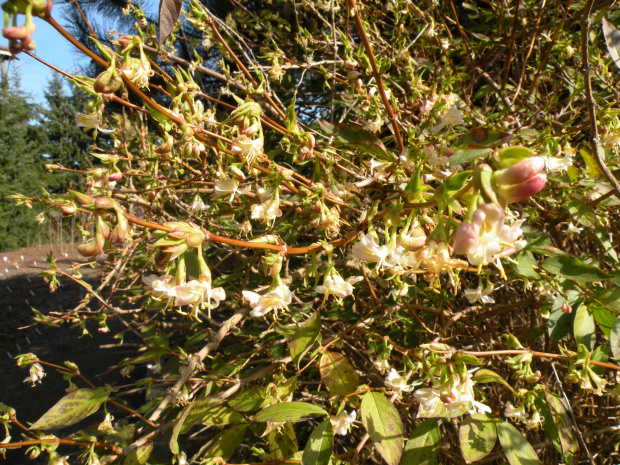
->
xmin=346 ymin=0 xmax=404 ymax=153
xmin=580 ymin=0 xmax=620 ymax=200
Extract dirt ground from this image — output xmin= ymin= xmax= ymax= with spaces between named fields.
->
xmin=0 ymin=244 xmax=131 ymax=464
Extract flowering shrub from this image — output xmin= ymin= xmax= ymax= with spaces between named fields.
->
xmin=3 ymin=0 xmax=620 ymax=464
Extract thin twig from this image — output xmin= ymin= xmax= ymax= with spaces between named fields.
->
xmin=580 ymin=0 xmax=620 ymax=200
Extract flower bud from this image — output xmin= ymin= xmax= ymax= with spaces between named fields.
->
xmin=61 ymin=203 xmax=77 ymax=214
xmin=561 ymin=302 xmax=572 ymax=314
xmin=495 ymin=173 xmax=546 ymax=202
xmin=77 ymin=241 xmax=99 ymax=257
xmin=493 ymin=157 xmax=545 ymax=186
xmin=69 ymin=190 xmax=95 ymax=206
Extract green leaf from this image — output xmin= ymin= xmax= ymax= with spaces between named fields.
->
xmin=590 ymin=288 xmax=620 ymax=311
xmin=602 ymin=18 xmax=620 ymax=71
xmin=360 ymin=392 xmax=404 ymax=465
xmin=610 ymin=316 xmax=620 ymax=359
xmin=459 ymin=414 xmax=498 ymax=463
xmin=170 ymin=401 xmax=193 ymax=454
xmin=255 ymin=402 xmax=327 ymax=423
xmin=317 ymin=120 xmax=392 ymax=160
xmin=448 ymin=148 xmax=491 ymax=166
xmin=123 ymin=444 xmax=153 ymax=465
xmin=574 ymin=305 xmax=596 ymax=351
xmin=544 ymin=392 xmax=576 ymax=455
xmin=319 ymin=352 xmax=359 ymax=396
xmin=228 ymin=386 xmax=270 ymax=413
xmin=473 ymin=369 xmax=517 ymax=395
xmin=181 ymin=398 xmax=245 ymax=434
xmin=290 ymin=313 xmax=321 ymax=367
xmin=512 ymin=251 xmax=540 ymax=279
xmin=453 ymin=128 xmax=514 ymax=149
xmin=31 ymin=386 xmax=111 ymax=430
xmin=199 ymin=424 xmax=246 ymax=462
xmin=269 ymin=421 xmax=298 ymax=460
xmin=401 ymin=418 xmax=440 ymax=465
xmin=497 ymin=421 xmax=541 ymax=465
xmin=590 ymin=304 xmax=615 ymax=338
xmin=541 ymin=256 xmax=612 ymax=282
xmin=302 ymin=420 xmax=333 ymax=465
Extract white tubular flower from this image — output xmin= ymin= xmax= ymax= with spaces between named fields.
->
xmin=190 ymin=197 xmax=209 ymax=215
xmin=24 ymin=362 xmax=45 ymax=386
xmin=373 ymin=354 xmax=391 ymax=374
xmin=142 ymin=274 xmax=176 ymax=299
xmin=251 ymin=189 xmax=282 ymax=225
xmin=443 ymin=373 xmax=491 ymax=415
xmin=543 ymin=153 xmax=573 ymax=172
xmin=75 ymin=113 xmax=115 ymax=133
xmin=214 ymin=178 xmax=239 ymax=201
xmin=231 ymin=135 xmax=264 ymax=167
xmin=173 ymin=279 xmax=226 ymax=311
xmin=315 ymin=273 xmax=363 ymax=300
xmin=453 ymin=204 xmax=526 ymax=267
xmin=330 ymin=410 xmax=357 ymax=436
xmin=414 ymin=387 xmax=442 ymax=414
xmin=352 ymin=233 xmax=390 ymax=267
xmin=385 ymin=369 xmax=415 ymax=396
xmin=430 ymin=105 xmax=464 ymax=133
xmin=464 ymin=283 xmax=495 ymax=304
xmin=565 ymin=222 xmax=583 ymax=236
xmin=243 ymin=283 xmax=293 ymax=317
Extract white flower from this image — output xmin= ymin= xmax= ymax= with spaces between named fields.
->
xmin=75 ymin=113 xmax=115 ymax=133
xmin=231 ymin=135 xmax=264 ymax=167
xmin=352 ymin=233 xmax=390 ymax=267
xmin=565 ymin=222 xmax=582 ymax=235
xmin=315 ymin=273 xmax=363 ymax=300
xmin=453 ymin=204 xmax=526 ymax=267
xmin=330 ymin=410 xmax=357 ymax=436
xmin=251 ymin=189 xmax=282 ymax=225
xmin=504 ymin=402 xmax=542 ymax=430
xmin=415 ymin=373 xmax=491 ymax=417
xmin=430 ymin=105 xmax=464 ymax=133
xmin=373 ymin=354 xmax=391 ymax=374
xmin=190 ymin=197 xmax=209 ymax=215
xmin=543 ymin=153 xmax=573 ymax=172
xmin=243 ymin=283 xmax=293 ymax=317
xmin=24 ymin=362 xmax=45 ymax=385
xmin=385 ymin=369 xmax=415 ymax=396
xmin=464 ymin=283 xmax=495 ymax=304
xmin=142 ymin=274 xmax=176 ymax=300
xmin=214 ymin=178 xmax=251 ymax=201
xmin=174 ymin=280 xmax=226 ymax=311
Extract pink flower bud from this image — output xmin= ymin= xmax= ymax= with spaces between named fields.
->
xmin=493 ymin=157 xmax=545 ymax=186
xmin=3 ymin=26 xmax=29 ymax=40
xmin=495 ymin=173 xmax=547 ymax=201
xmin=108 ymin=172 xmax=122 ymax=181
xmin=561 ymin=302 xmax=572 ymax=314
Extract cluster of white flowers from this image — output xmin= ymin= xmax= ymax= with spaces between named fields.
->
xmin=242 ymin=283 xmax=293 ymax=318
xmin=251 ymin=187 xmax=282 ymax=225
xmin=351 ymin=233 xmax=418 ymax=272
xmin=142 ymin=274 xmax=226 ymax=318
xmin=504 ymin=402 xmax=543 ymax=430
xmin=414 ymin=372 xmax=491 ymax=417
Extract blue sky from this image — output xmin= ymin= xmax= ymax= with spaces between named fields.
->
xmin=2 ymin=15 xmax=83 ymax=103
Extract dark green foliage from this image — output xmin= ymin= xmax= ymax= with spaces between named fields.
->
xmin=0 ymin=74 xmax=89 ymax=251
